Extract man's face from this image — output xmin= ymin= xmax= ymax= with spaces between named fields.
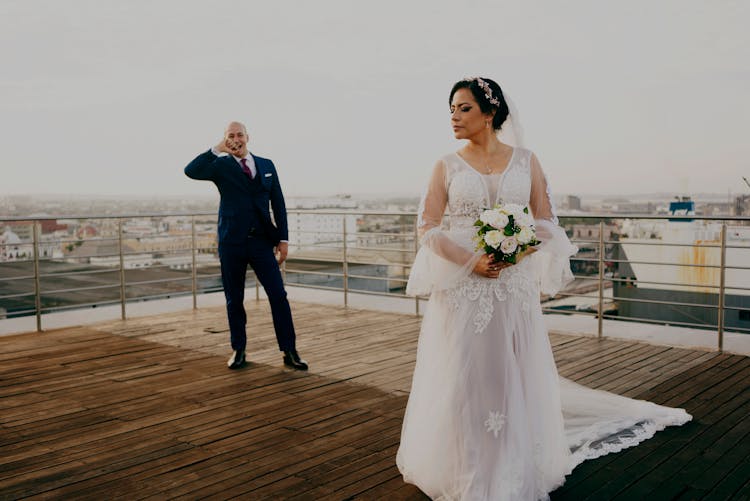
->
xmin=224 ymin=122 xmax=249 ymax=155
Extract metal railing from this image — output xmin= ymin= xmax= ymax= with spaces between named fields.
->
xmin=1 ymin=211 xmax=748 ymax=351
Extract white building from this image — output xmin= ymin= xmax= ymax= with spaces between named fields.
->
xmin=286 ymin=196 xmax=359 ymax=248
xmin=123 ymin=218 xmax=166 ymax=236
xmin=0 ymin=229 xmax=62 ymax=262
xmin=0 ymin=229 xmax=27 ymax=261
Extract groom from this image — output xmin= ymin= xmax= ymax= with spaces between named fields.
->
xmin=184 ymin=121 xmax=308 ymax=371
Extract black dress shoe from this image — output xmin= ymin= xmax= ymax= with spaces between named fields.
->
xmin=283 ymin=350 xmax=308 ymax=371
xmin=227 ymin=350 xmax=246 ymax=370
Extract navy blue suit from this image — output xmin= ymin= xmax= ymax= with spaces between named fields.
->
xmin=185 ymin=149 xmax=296 ymax=353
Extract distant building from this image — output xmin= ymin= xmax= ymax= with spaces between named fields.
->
xmin=735 ymin=195 xmax=750 ymax=216
xmin=125 ymin=232 xmax=216 ymax=254
xmin=570 ymin=224 xmax=617 ymax=242
xmin=562 ymin=195 xmax=582 ymax=211
xmin=567 ymin=223 xmax=619 ymax=275
xmin=76 ymin=225 xmax=99 ymax=239
xmin=287 ymin=196 xmax=359 ymax=247
xmin=3 ymin=222 xmax=33 ymax=241
xmin=698 ymin=202 xmax=733 ymax=217
xmin=610 ymin=202 xmax=656 ymax=214
xmin=123 ymin=218 xmax=167 ymax=236
xmin=615 ymin=200 xmax=750 ymax=332
xmin=0 ymin=229 xmax=26 ymax=260
xmin=0 ymin=228 xmax=62 ymax=261
xmin=41 ymin=220 xmax=68 ymax=233
xmin=64 ymin=240 xmax=154 ymax=268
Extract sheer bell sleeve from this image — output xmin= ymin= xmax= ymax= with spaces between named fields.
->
xmin=529 ymin=153 xmax=578 ymax=296
xmin=406 ymin=160 xmax=483 ymax=296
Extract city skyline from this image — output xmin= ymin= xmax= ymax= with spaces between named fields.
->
xmin=1 ymin=1 xmax=748 ymax=199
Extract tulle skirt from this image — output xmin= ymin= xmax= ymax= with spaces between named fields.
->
xmin=396 ymin=267 xmax=691 ymax=501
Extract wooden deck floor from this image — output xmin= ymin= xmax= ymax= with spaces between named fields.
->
xmin=1 ymin=301 xmax=749 ymax=500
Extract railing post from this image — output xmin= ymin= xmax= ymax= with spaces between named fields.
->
xmin=191 ymin=215 xmax=197 ymax=310
xmin=414 ymin=218 xmax=420 ymax=316
xmin=597 ymin=221 xmax=604 ymax=339
xmin=343 ymin=216 xmax=348 ymax=308
xmin=32 ymin=221 xmax=42 ymax=332
xmin=118 ymin=219 xmax=126 ymax=320
xmin=717 ymin=223 xmax=727 ymax=352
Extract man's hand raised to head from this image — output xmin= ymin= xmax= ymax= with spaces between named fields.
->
xmin=214 ymin=137 xmax=241 ymax=155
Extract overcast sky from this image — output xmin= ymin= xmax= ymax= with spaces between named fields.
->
xmin=1 ymin=0 xmax=748 ymax=200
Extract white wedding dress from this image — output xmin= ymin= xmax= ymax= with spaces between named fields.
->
xmin=396 ymin=148 xmax=691 ymax=501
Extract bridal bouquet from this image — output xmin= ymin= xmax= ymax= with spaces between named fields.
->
xmin=474 ymin=203 xmax=540 ymax=264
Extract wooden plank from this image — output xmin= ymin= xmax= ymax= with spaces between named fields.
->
xmin=0 ymin=301 xmax=747 ymax=500
xmin=553 ymin=383 xmax=750 ymax=500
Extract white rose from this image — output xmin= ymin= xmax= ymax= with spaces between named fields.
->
xmin=484 ymin=230 xmax=504 ymax=249
xmin=489 ymin=212 xmax=509 ymax=229
xmin=479 ymin=209 xmax=497 ymax=225
xmin=515 ymin=212 xmax=534 ymax=228
xmin=479 ymin=210 xmax=492 ymax=224
xmin=500 ymin=236 xmax=518 ymax=255
xmin=504 ymin=203 xmax=525 ymax=218
xmin=517 ymin=227 xmax=535 ymax=244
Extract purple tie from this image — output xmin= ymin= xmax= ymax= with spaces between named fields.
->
xmin=240 ymin=158 xmax=253 ymax=179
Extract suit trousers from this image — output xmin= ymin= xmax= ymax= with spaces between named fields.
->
xmin=218 ymin=236 xmax=296 ymax=353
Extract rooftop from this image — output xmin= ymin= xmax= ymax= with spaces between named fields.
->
xmin=1 ymin=301 xmax=749 ymax=499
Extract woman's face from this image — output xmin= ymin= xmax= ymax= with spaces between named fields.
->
xmin=450 ymin=88 xmax=491 ymax=140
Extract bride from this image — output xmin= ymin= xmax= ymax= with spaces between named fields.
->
xmin=396 ymin=77 xmax=691 ymax=501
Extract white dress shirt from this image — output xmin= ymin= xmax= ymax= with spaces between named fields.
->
xmin=210 ymin=147 xmax=257 ymax=178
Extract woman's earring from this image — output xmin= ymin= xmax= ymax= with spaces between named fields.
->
xmin=485 ymin=120 xmax=490 ymax=129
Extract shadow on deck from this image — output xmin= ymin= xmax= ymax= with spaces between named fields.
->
xmin=1 ymin=302 xmax=749 ymax=500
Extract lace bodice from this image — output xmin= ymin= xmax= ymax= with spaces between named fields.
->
xmin=417 ymin=147 xmax=557 ymax=241
xmin=444 ymin=149 xmax=532 ymax=232
xmin=408 ymin=147 xmax=570 ymax=331
xmin=407 ymin=146 xmax=575 ymax=301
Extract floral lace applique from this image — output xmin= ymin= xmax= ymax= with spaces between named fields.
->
xmin=485 ymin=410 xmax=506 ymax=438
xmin=448 ymin=173 xmax=487 ymax=218
xmin=447 ymin=265 xmax=536 ymax=333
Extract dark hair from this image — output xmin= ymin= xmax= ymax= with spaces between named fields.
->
xmin=449 ymin=77 xmax=509 ymax=131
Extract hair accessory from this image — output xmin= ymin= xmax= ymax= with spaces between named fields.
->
xmin=464 ymin=77 xmax=501 ymax=107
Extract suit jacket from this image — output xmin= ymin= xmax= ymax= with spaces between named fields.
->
xmin=184 ymin=150 xmax=288 ymax=245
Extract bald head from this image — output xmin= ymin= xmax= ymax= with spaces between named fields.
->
xmin=223 ymin=121 xmax=249 ymax=157
xmin=225 ymin=121 xmax=247 ymax=136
